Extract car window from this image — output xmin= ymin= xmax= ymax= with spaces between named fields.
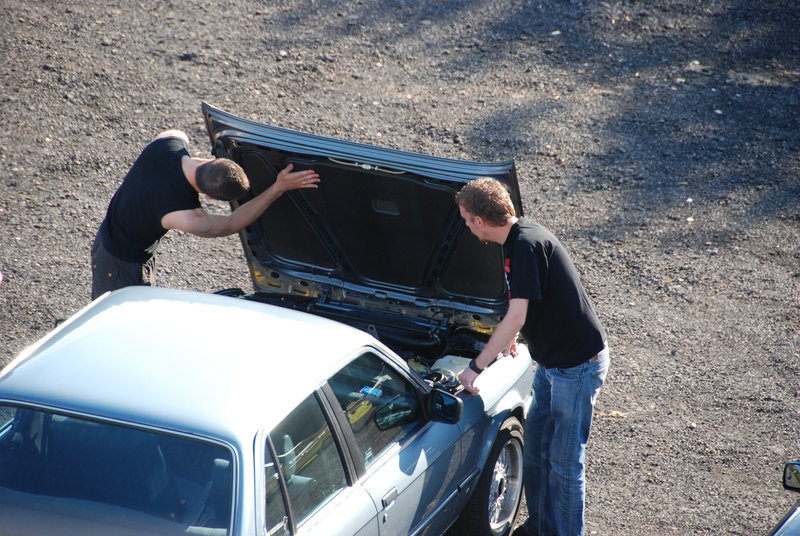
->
xmin=328 ymin=351 xmax=423 ymax=468
xmin=267 ymin=394 xmax=347 ymax=530
xmin=0 ymin=405 xmax=233 ymax=535
xmin=264 ymin=446 xmax=290 ymax=536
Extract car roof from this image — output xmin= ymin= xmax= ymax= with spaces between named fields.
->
xmin=0 ymin=287 xmax=378 ymax=444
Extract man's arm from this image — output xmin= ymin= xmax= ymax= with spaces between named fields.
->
xmin=458 ymin=297 xmax=528 ymax=394
xmin=161 ymin=163 xmax=319 ymax=238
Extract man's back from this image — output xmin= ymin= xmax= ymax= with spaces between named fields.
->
xmin=102 ymin=136 xmax=199 ymax=262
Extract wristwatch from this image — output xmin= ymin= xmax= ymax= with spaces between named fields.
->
xmin=468 ymin=359 xmax=484 ymax=374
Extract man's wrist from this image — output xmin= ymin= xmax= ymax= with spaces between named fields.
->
xmin=468 ymin=359 xmax=484 ymax=374
xmin=267 ymin=182 xmax=287 ymax=196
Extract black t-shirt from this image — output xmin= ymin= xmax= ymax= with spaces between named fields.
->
xmin=504 ymin=218 xmax=606 ymax=368
xmin=100 ymin=137 xmax=200 ymax=262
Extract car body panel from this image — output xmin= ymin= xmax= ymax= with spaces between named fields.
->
xmin=291 ymin=484 xmax=378 ymax=536
xmin=771 ymin=502 xmax=800 ymax=536
xmin=357 ymin=420 xmax=461 ymax=536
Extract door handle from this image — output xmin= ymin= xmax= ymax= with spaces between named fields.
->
xmin=382 ymin=487 xmax=398 ymax=508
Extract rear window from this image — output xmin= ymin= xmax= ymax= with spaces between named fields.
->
xmin=0 ymin=404 xmax=234 ymax=535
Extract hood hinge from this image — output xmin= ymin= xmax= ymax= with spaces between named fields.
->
xmin=318 ymin=285 xmax=331 ymax=304
xmin=430 ymin=311 xmax=450 ymax=336
xmin=212 ymin=139 xmax=230 ymax=159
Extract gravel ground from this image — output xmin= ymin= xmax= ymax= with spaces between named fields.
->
xmin=1 ymin=1 xmax=799 ymax=534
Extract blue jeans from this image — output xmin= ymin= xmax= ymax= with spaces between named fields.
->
xmin=522 ymin=345 xmax=609 ymax=536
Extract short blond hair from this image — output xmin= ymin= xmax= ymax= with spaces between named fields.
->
xmin=455 ymin=178 xmax=516 ymax=226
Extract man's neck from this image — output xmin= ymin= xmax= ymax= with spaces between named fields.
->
xmin=499 ymin=216 xmax=519 ymax=245
xmin=182 ymin=156 xmax=206 ymax=192
xmin=491 ymin=216 xmax=518 ymax=245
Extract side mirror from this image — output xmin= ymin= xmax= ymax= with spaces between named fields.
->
xmin=784 ymin=462 xmax=800 ymax=492
xmin=426 ymin=388 xmax=462 ymax=425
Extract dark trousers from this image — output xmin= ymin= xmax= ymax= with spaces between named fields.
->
xmin=90 ymin=232 xmax=155 ymax=300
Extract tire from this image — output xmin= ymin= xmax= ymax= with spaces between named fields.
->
xmin=453 ymin=416 xmax=524 ymax=536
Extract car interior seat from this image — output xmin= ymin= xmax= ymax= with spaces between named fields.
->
xmin=186 ymin=458 xmax=231 ymax=528
xmin=45 ymin=415 xmax=180 ymax=518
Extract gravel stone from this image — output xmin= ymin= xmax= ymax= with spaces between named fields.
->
xmin=1 ymin=1 xmax=798 ymax=534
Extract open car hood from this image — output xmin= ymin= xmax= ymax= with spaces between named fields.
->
xmin=202 ymin=103 xmax=523 ymax=336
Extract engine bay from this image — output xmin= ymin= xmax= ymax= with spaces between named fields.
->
xmin=216 ymin=288 xmax=489 ymax=395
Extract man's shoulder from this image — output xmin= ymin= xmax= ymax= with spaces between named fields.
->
xmin=154 ymin=130 xmax=190 ymax=144
xmin=516 ymin=218 xmax=555 ymax=240
xmin=141 ymin=133 xmax=189 ymax=157
xmin=517 ymin=217 xmax=544 ymax=230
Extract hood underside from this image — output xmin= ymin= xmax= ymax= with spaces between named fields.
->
xmin=202 ymin=103 xmax=523 ymax=334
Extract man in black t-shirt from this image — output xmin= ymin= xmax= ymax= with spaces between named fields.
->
xmin=91 ymin=129 xmax=319 ymax=299
xmin=455 ymin=178 xmax=608 ymax=536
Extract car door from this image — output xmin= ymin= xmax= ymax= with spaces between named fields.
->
xmin=326 ymin=350 xmax=465 ymax=536
xmin=262 ymin=392 xmax=379 ymax=536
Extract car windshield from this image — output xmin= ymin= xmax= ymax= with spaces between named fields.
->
xmin=0 ymin=404 xmax=233 ymax=536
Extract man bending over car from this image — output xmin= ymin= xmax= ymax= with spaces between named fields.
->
xmin=91 ymin=129 xmax=319 ymax=299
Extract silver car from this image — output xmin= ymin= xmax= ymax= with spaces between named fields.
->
xmin=0 ymin=106 xmax=534 ymax=536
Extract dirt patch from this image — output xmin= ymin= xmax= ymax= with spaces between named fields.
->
xmin=1 ymin=1 xmax=799 ymax=534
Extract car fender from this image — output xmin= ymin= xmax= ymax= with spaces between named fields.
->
xmin=432 ymin=345 xmax=534 ymax=421
xmin=432 ymin=347 xmax=534 ymax=499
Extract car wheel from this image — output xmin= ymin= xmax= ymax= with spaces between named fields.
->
xmin=456 ymin=417 xmax=524 ymax=536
